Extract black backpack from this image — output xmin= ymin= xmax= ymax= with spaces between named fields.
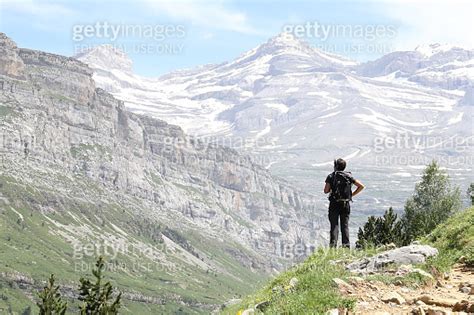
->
xmin=330 ymin=171 xmax=353 ymax=202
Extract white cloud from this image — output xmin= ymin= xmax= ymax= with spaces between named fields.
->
xmin=200 ymin=32 xmax=215 ymax=40
xmin=140 ymin=0 xmax=266 ymax=35
xmin=379 ymin=0 xmax=474 ymax=50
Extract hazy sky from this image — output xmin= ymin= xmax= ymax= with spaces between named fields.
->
xmin=1 ymin=0 xmax=473 ymax=76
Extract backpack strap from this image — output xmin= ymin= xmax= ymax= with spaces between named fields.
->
xmin=330 ymin=171 xmax=337 ymax=200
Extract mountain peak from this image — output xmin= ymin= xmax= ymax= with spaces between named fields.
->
xmin=260 ymin=32 xmax=315 ymax=54
xmin=245 ymin=32 xmax=356 ymax=67
xmin=414 ymin=43 xmax=460 ymax=57
xmin=74 ymin=45 xmax=133 ymax=73
xmin=268 ymin=32 xmax=305 ymax=47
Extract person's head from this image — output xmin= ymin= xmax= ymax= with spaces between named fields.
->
xmin=334 ymin=158 xmax=346 ymax=171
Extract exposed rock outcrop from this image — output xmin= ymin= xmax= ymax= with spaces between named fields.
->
xmin=0 ymin=33 xmax=324 ymax=272
xmin=346 ymin=245 xmax=439 ymax=274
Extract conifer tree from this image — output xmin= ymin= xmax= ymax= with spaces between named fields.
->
xmin=78 ymin=256 xmax=122 ymax=314
xmin=37 ymin=274 xmax=67 ymax=315
xmin=400 ymin=161 xmax=461 ymax=244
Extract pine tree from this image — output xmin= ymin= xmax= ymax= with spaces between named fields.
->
xmin=467 ymin=183 xmax=474 ymax=205
xmin=78 ymin=256 xmax=122 ymax=314
xmin=356 ymin=207 xmax=403 ymax=248
xmin=37 ymin=274 xmax=67 ymax=315
xmin=400 ymin=161 xmax=461 ymax=245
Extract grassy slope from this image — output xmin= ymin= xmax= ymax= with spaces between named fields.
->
xmin=224 ymin=206 xmax=474 ymax=314
xmin=222 ymin=248 xmax=369 ymax=315
xmin=423 ymin=206 xmax=474 ymax=271
xmin=0 ymin=174 xmax=266 ymax=314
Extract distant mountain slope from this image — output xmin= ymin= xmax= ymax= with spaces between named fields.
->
xmin=357 ymin=43 xmax=474 ymax=90
xmin=0 ymin=33 xmax=322 ymax=313
xmin=76 ymin=33 xmax=473 ymax=215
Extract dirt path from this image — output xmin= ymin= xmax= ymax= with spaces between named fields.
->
xmin=343 ymin=264 xmax=474 ymax=314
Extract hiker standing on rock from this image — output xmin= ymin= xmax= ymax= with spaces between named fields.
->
xmin=324 ymin=158 xmax=365 ymax=248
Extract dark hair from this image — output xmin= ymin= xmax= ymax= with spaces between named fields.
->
xmin=334 ymin=158 xmax=346 ymax=171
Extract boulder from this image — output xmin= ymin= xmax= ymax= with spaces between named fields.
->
xmin=381 ymin=292 xmax=406 ymax=305
xmin=460 ymin=286 xmax=471 ymax=294
xmin=346 ymin=245 xmax=438 ymax=273
xmin=332 ymin=278 xmax=353 ymax=293
xmin=417 ymin=295 xmax=457 ymax=307
xmin=289 ymin=277 xmax=299 ymax=288
xmin=325 ymin=308 xmax=348 ymax=315
xmin=425 ymin=307 xmax=450 ymax=315
xmin=452 ymin=300 xmax=470 ymax=312
xmin=412 ymin=306 xmax=426 ymax=315
xmin=347 ymin=276 xmax=365 ymax=284
xmin=255 ymin=301 xmax=270 ymax=312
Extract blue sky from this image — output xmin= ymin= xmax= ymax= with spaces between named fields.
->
xmin=1 ymin=0 xmax=473 ymax=77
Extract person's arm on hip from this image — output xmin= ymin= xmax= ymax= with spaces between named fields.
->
xmin=352 ymin=179 xmax=365 ymax=197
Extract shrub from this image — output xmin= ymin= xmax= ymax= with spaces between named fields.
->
xmin=400 ymin=161 xmax=461 ymax=245
xmin=78 ymin=256 xmax=122 ymax=314
xmin=356 ymin=207 xmax=402 ymax=248
xmin=37 ymin=274 xmax=67 ymax=315
xmin=467 ymin=183 xmax=474 ymax=205
xmin=37 ymin=257 xmax=122 ymax=314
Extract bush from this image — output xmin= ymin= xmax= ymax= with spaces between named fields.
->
xmin=467 ymin=183 xmax=474 ymax=205
xmin=78 ymin=256 xmax=122 ymax=314
xmin=37 ymin=274 xmax=67 ymax=315
xmin=356 ymin=207 xmax=402 ymax=248
xmin=400 ymin=161 xmax=461 ymax=245
xmin=36 ymin=257 xmax=121 ymax=314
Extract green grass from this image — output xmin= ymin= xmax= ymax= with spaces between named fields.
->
xmin=422 ymin=206 xmax=474 ymax=272
xmin=222 ymin=248 xmax=376 ymax=315
xmin=364 ymin=269 xmax=431 ymax=288
xmin=222 ymin=207 xmax=474 ymax=314
xmin=0 ymin=174 xmax=266 ymax=314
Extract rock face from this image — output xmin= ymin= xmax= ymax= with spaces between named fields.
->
xmin=0 ymin=34 xmax=334 ymax=311
xmin=76 ymin=34 xmax=474 ymax=220
xmin=0 ymin=33 xmax=326 ymax=267
xmin=346 ymin=245 xmax=439 ymax=273
xmin=0 ymin=33 xmax=25 ymax=79
xmin=358 ymin=43 xmax=474 ymax=90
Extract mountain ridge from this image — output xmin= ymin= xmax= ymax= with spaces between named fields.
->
xmin=76 ymin=32 xmax=473 ymax=223
xmin=0 ymin=32 xmax=324 ymax=313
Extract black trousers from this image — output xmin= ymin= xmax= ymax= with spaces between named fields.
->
xmin=328 ymin=200 xmax=350 ymax=248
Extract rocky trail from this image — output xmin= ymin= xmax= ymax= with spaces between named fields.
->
xmin=333 ymin=256 xmax=474 ymax=315
xmin=340 ymin=264 xmax=474 ymax=314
